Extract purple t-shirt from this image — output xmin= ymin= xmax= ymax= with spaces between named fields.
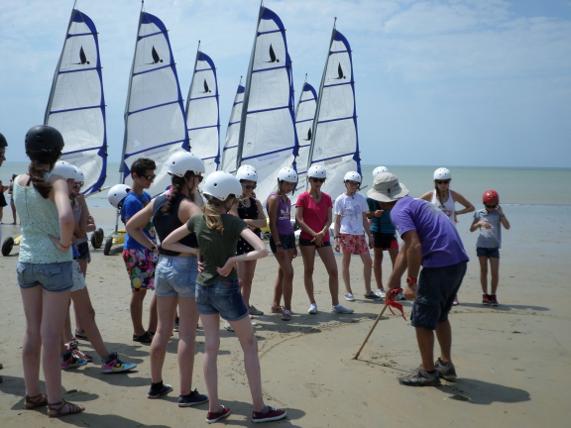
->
xmin=390 ymin=196 xmax=468 ymax=268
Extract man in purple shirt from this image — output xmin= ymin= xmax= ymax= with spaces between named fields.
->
xmin=368 ymin=172 xmax=468 ymax=386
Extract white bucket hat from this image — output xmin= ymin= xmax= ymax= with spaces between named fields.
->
xmin=367 ymin=172 xmax=409 ymax=202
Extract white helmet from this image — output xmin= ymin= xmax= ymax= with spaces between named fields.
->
xmin=51 ymin=160 xmax=79 ymax=181
xmin=75 ymin=169 xmax=85 ymax=184
xmin=202 ymin=171 xmax=242 ymax=201
xmin=372 ymin=166 xmax=388 ymax=177
xmin=167 ymin=151 xmax=204 ymax=178
xmin=277 ymin=166 xmax=298 ymax=183
xmin=107 ymin=184 xmax=131 ymax=208
xmin=433 ymin=167 xmax=451 ymax=181
xmin=236 ymin=164 xmax=258 ymax=182
xmin=307 ymin=164 xmax=326 ymax=179
xmin=344 ymin=171 xmax=362 ymax=183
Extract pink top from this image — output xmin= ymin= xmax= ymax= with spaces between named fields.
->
xmin=296 ymin=191 xmax=333 ymax=242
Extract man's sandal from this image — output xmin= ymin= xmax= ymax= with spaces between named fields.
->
xmin=24 ymin=393 xmax=48 ymax=409
xmin=47 ymin=400 xmax=85 ymax=418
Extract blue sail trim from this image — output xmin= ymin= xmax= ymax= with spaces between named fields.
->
xmin=201 ymin=155 xmax=218 ymax=161
xmin=312 ymin=152 xmax=356 ymax=164
xmin=223 ymin=144 xmax=238 ymax=150
xmin=132 ymin=63 xmax=172 ymax=77
xmin=49 ymin=104 xmax=100 ymax=115
xmin=63 ymin=146 xmax=102 ymax=156
xmin=188 ymin=94 xmax=218 ymax=101
xmin=296 ymin=118 xmax=313 ymax=124
xmin=128 ymin=100 xmax=179 ymax=116
xmin=330 ymin=49 xmax=350 ymax=54
xmin=302 ymin=82 xmax=318 ymax=99
xmin=66 ymin=32 xmax=93 ymax=39
xmin=124 ymin=138 xmax=186 ymax=158
xmin=58 ymin=66 xmax=98 ymax=75
xmin=257 ymin=29 xmax=282 ymax=36
xmin=323 ymin=81 xmax=352 ymax=89
xmin=233 ymin=101 xmax=244 ymax=106
xmin=137 ymin=30 xmax=164 ymax=41
xmin=228 ymin=120 xmax=241 ymax=126
xmin=299 ymin=98 xmax=315 ymax=104
xmin=317 ymin=116 xmax=353 ymax=125
xmin=247 ymin=105 xmax=289 ymax=115
xmin=251 ymin=64 xmax=288 ymax=74
xmin=188 ymin=124 xmax=218 ymax=132
xmin=194 ymin=68 xmax=211 ymax=72
xmin=242 ymin=145 xmax=296 ymax=161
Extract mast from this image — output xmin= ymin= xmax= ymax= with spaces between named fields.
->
xmin=184 ymin=40 xmax=201 ymax=151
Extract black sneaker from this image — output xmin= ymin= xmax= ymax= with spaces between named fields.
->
xmin=398 ymin=367 xmax=441 ymax=387
xmin=147 ymin=381 xmax=173 ymax=399
xmin=178 ymin=389 xmax=208 ymax=407
xmin=133 ymin=331 xmax=153 ymax=344
xmin=434 ymin=358 xmax=457 ymax=382
xmin=251 ymin=406 xmax=287 ymax=423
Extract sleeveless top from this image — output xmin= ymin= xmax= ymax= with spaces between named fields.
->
xmin=237 ymin=197 xmax=261 ymax=236
xmin=13 ymin=177 xmax=73 ymax=263
xmin=431 ymin=190 xmax=456 ymax=222
xmin=72 ymin=200 xmax=88 ymax=244
xmin=266 ymin=192 xmax=293 ymax=235
xmin=152 ymin=193 xmax=198 ymax=256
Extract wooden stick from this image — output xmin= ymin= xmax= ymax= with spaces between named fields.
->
xmin=353 ymin=303 xmax=390 ymax=360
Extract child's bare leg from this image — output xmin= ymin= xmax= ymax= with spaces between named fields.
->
xmin=373 ymin=248 xmax=383 ymax=290
xmin=490 ymin=257 xmax=500 ymax=295
xmin=360 ymin=252 xmax=373 ymax=294
xmin=342 ymin=252 xmax=352 ymax=294
xmin=478 ymin=256 xmax=488 ymax=294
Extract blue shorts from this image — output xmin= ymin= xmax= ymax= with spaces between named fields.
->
xmin=477 ymin=247 xmax=500 ymax=259
xmin=195 ymin=279 xmax=248 ymax=321
xmin=17 ymin=261 xmax=74 ymax=292
xmin=269 ymin=233 xmax=296 ymax=253
xmin=155 ymin=255 xmax=197 ymax=299
xmin=411 ymin=262 xmax=467 ymax=330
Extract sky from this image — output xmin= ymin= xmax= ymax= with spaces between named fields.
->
xmin=0 ymin=0 xmax=570 ymax=168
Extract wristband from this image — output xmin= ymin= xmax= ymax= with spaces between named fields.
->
xmin=406 ymin=276 xmax=417 ymax=287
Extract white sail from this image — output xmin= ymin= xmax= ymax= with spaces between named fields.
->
xmin=237 ymin=6 xmax=298 ymax=203
xmin=295 ymin=81 xmax=318 ymax=178
xmin=308 ymin=26 xmax=361 ymax=199
xmin=220 ymin=82 xmax=244 ymax=173
xmin=45 ymin=8 xmax=107 ymax=194
xmin=121 ymin=11 xmax=188 ymax=195
xmin=185 ymin=47 xmax=220 ymax=175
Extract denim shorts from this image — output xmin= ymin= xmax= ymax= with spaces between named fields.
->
xmin=17 ymin=261 xmax=74 ymax=292
xmin=155 ymin=255 xmax=198 ymax=299
xmin=70 ymin=261 xmax=86 ymax=293
xmin=477 ymin=247 xmax=500 ymax=259
xmin=411 ymin=262 xmax=467 ymax=330
xmin=195 ymin=279 xmax=248 ymax=321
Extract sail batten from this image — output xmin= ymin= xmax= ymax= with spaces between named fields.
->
xmin=44 ymin=8 xmax=107 ymax=194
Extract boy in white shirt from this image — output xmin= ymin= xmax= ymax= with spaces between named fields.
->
xmin=334 ymin=171 xmax=379 ymax=301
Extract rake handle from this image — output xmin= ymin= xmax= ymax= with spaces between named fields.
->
xmin=353 ymin=303 xmax=390 ymax=360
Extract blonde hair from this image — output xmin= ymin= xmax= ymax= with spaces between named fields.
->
xmin=203 ymin=195 xmax=235 ymax=233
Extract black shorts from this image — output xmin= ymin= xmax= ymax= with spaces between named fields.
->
xmin=477 ymin=247 xmax=500 ymax=259
xmin=299 ymin=237 xmax=331 ymax=247
xmin=373 ymin=232 xmax=398 ymax=250
xmin=269 ymin=233 xmax=296 ymax=254
xmin=237 ymin=231 xmax=262 ymax=255
xmin=411 ymin=262 xmax=467 ymax=330
xmin=73 ymin=241 xmax=91 ymax=262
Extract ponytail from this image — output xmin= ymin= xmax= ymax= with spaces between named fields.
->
xmin=28 ymin=160 xmax=53 ymax=199
xmin=161 ymin=172 xmax=197 ymax=214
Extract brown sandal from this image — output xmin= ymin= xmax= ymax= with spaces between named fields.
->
xmin=47 ymin=400 xmax=85 ymax=418
xmin=24 ymin=393 xmax=48 ymax=409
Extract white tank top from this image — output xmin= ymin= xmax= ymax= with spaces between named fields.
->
xmin=431 ymin=190 xmax=456 ymax=223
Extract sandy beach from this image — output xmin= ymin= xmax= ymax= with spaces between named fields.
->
xmin=1 ymin=204 xmax=570 ymax=427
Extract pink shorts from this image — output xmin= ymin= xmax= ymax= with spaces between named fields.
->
xmin=339 ymin=233 xmax=369 ymax=255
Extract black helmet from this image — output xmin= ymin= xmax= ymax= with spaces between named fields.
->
xmin=25 ymin=125 xmax=64 ymax=163
xmin=0 ymin=132 xmax=7 ymax=147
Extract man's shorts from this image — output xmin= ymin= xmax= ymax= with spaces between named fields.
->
xmin=339 ymin=233 xmax=369 ymax=255
xmin=476 ymin=247 xmax=500 ymax=259
xmin=17 ymin=261 xmax=73 ymax=292
xmin=373 ymin=232 xmax=398 ymax=251
xmin=269 ymin=233 xmax=296 ymax=254
xmin=195 ymin=279 xmax=248 ymax=321
xmin=73 ymin=241 xmax=91 ymax=262
xmin=411 ymin=262 xmax=467 ymax=330
xmin=122 ymin=248 xmax=157 ymax=291
xmin=155 ymin=255 xmax=197 ymax=299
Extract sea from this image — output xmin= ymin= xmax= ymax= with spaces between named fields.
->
xmin=1 ymin=162 xmax=570 ymax=259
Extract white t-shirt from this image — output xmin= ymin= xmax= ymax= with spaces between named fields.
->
xmin=334 ymin=192 xmax=368 ymax=235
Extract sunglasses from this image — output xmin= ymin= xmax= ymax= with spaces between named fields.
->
xmin=435 ymin=180 xmax=450 ymax=185
xmin=144 ymin=174 xmax=156 ymax=181
xmin=346 ymin=181 xmax=360 ymax=186
xmin=310 ymin=178 xmax=325 ymax=183
xmin=243 ymin=184 xmax=256 ymax=190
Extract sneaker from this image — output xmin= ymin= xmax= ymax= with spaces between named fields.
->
xmin=61 ymin=352 xmax=88 ymax=370
xmin=332 ymin=304 xmax=354 ymax=314
xmin=434 ymin=358 xmax=457 ymax=382
xmin=307 ymin=303 xmax=318 ymax=315
xmin=147 ymin=381 xmax=173 ymax=399
xmin=482 ymin=294 xmax=491 ymax=305
xmin=270 ymin=305 xmax=283 ymax=314
xmin=251 ymin=406 xmax=287 ymax=423
xmin=398 ymin=367 xmax=441 ymax=387
xmin=364 ymin=291 xmax=381 ymax=300
xmin=101 ymin=352 xmax=137 ymax=374
xmin=133 ymin=331 xmax=153 ymax=344
xmin=249 ymin=305 xmax=264 ymax=316
xmin=490 ymin=294 xmax=499 ymax=306
xmin=374 ymin=289 xmax=386 ymax=299
xmin=67 ymin=340 xmax=93 ymax=363
xmin=281 ymin=309 xmax=292 ymax=321
xmin=344 ymin=292 xmax=355 ymax=302
xmin=206 ymin=405 xmax=231 ymax=423
xmin=178 ymin=389 xmax=208 ymax=407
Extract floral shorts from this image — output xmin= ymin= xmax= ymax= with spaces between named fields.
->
xmin=339 ymin=233 xmax=369 ymax=255
xmin=122 ymin=248 xmax=157 ymax=291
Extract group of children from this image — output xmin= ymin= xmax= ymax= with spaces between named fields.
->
xmin=6 ymin=124 xmax=511 ymax=422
